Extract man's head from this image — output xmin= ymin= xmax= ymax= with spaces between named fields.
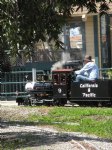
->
xmin=83 ymin=55 xmax=92 ymax=63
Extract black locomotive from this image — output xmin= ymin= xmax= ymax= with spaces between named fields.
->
xmin=22 ymin=67 xmax=112 ymax=107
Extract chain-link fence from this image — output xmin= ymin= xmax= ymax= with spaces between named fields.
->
xmin=10 ymin=49 xmax=82 ymax=66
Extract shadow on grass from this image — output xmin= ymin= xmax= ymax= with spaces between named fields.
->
xmin=0 ymin=120 xmax=112 ymax=149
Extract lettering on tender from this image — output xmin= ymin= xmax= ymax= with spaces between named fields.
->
xmin=80 ymin=83 xmax=98 ymax=98
xmin=82 ymin=93 xmax=96 ymax=97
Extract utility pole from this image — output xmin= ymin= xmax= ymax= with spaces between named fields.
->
xmin=64 ymin=25 xmax=70 ymax=52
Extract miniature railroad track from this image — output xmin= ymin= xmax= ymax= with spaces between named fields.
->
xmin=71 ymin=139 xmax=100 ymax=150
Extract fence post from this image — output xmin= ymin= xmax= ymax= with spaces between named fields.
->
xmin=32 ymin=68 xmax=36 ymax=82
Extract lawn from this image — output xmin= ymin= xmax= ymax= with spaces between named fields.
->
xmin=28 ymin=106 xmax=112 ymax=139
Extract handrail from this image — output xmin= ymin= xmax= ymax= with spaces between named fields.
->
xmin=2 ymin=70 xmax=45 ymax=74
xmin=99 ymin=68 xmax=112 ymax=71
xmin=1 ymin=82 xmax=27 ymax=84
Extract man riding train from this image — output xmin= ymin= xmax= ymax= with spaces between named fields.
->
xmin=74 ymin=55 xmax=99 ymax=82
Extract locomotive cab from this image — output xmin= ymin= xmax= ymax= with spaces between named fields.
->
xmin=52 ymin=69 xmax=73 ymax=105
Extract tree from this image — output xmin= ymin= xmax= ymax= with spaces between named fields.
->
xmin=0 ymin=0 xmax=112 ymax=66
xmin=0 ymin=49 xmax=11 ymax=72
xmin=0 ymin=21 xmax=11 ymax=72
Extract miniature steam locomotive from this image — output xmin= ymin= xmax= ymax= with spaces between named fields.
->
xmin=15 ymin=60 xmax=112 ymax=107
xmin=23 ymin=67 xmax=112 ymax=107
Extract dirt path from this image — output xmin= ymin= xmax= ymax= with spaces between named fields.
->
xmin=0 ymin=101 xmax=112 ymax=150
xmin=0 ymin=124 xmax=112 ymax=150
xmin=0 ymin=100 xmax=18 ymax=106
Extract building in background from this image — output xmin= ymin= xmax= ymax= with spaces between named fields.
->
xmin=62 ymin=4 xmax=112 ymax=69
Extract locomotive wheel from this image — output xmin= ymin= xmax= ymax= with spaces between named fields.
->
xmin=60 ymin=99 xmax=67 ymax=106
xmin=53 ymin=99 xmax=67 ymax=106
xmin=53 ymin=99 xmax=59 ymax=106
xmin=101 ymin=101 xmax=112 ymax=107
xmin=23 ymin=97 xmax=30 ymax=106
xmin=29 ymin=99 xmax=35 ymax=106
xmin=28 ymin=97 xmax=37 ymax=106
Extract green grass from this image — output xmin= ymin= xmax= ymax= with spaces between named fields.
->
xmin=0 ymin=139 xmax=24 ymax=150
xmin=0 ymin=106 xmax=112 ymax=149
xmin=28 ymin=107 xmax=112 ymax=139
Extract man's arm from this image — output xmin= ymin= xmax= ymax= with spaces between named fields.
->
xmin=75 ymin=63 xmax=94 ymax=75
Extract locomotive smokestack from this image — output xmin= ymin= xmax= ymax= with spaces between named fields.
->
xmin=32 ymin=68 xmax=36 ymax=82
xmin=51 ymin=52 xmax=71 ymax=71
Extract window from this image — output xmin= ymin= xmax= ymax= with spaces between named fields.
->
xmin=60 ymin=20 xmax=84 ymax=61
xmin=100 ymin=15 xmax=109 ymax=68
xmin=70 ymin=26 xmax=82 ymax=49
xmin=60 ymin=73 xmax=66 ymax=85
xmin=110 ymin=16 xmax=112 ymax=67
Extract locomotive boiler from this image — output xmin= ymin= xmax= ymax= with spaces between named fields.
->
xmin=24 ymin=75 xmax=53 ymax=106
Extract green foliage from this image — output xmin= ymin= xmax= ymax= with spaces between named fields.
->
xmin=107 ymin=69 xmax=112 ymax=79
xmin=0 ymin=0 xmax=111 ymax=59
xmin=0 ymin=49 xmax=11 ymax=72
xmin=0 ymin=139 xmax=23 ymax=150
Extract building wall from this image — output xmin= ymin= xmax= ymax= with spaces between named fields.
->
xmin=85 ymin=16 xmax=95 ymax=59
xmin=68 ymin=3 xmax=112 ymax=67
xmin=72 ymin=3 xmax=112 ymax=67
